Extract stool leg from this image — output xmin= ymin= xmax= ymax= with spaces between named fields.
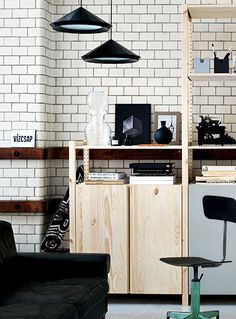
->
xmin=191 ymin=279 xmax=201 ymax=317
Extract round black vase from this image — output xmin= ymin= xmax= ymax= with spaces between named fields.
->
xmin=154 ymin=121 xmax=173 ymax=144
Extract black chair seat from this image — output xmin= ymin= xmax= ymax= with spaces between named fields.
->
xmin=160 ymin=257 xmax=231 ymax=268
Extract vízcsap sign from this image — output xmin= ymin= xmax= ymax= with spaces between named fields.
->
xmin=11 ymin=130 xmax=35 ymax=148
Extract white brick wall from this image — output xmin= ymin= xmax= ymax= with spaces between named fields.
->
xmin=0 ymin=213 xmax=51 ymax=252
xmin=1 ymin=0 xmax=236 ymax=251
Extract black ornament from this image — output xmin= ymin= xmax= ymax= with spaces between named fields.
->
xmin=154 ymin=121 xmax=173 ymax=144
xmin=196 ymin=115 xmax=236 ymax=145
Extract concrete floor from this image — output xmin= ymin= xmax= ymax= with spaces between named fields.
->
xmin=107 ymin=295 xmax=236 ymax=318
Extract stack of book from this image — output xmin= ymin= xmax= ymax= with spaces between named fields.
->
xmin=86 ymin=172 xmax=128 ymax=184
xmin=195 ymin=166 xmax=236 ymax=184
xmin=129 ymin=163 xmax=176 ymax=185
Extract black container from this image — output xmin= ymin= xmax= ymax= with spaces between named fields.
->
xmin=214 ymin=57 xmax=229 ymax=73
xmin=154 ymin=121 xmax=173 ymax=144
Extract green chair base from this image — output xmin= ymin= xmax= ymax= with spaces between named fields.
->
xmin=166 ymin=280 xmax=219 ymax=319
xmin=167 ymin=310 xmax=219 ymax=319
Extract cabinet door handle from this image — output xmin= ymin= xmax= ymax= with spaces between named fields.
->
xmin=154 ymin=188 xmax=159 ymax=195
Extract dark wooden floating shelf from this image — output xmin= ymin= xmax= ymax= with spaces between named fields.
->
xmin=89 ymin=148 xmax=182 ymax=160
xmin=193 ymin=149 xmax=236 ymax=160
xmin=1 ymin=147 xmax=236 ymax=160
xmin=0 ymin=199 xmax=60 ymax=214
xmin=0 ymin=148 xmax=48 ymax=160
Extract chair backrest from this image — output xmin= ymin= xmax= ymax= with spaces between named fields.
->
xmin=202 ymin=195 xmax=236 ymax=223
xmin=0 ymin=221 xmax=17 ymax=265
xmin=202 ymin=195 xmax=236 ymax=261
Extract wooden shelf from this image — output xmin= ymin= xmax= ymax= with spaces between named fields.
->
xmin=0 ymin=146 xmax=182 ymax=160
xmin=188 ymin=73 xmax=236 ymax=82
xmin=188 ymin=5 xmax=236 ymax=19
xmin=189 ymin=145 xmax=236 ymax=149
xmin=74 ymin=145 xmax=182 ymax=150
xmin=0 ymin=148 xmax=48 ymax=160
xmin=0 ymin=199 xmax=60 ymax=213
xmin=193 ymin=148 xmax=236 ymax=160
xmin=3 ymin=146 xmax=236 ymax=161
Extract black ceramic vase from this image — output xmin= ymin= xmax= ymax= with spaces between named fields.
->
xmin=154 ymin=121 xmax=173 ymax=144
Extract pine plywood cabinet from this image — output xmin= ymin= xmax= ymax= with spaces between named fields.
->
xmin=130 ymin=185 xmax=182 ymax=294
xmin=69 ymin=142 xmax=183 ymax=296
xmin=75 ymin=183 xmax=129 ymax=293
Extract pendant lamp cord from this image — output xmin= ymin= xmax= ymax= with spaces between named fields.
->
xmin=110 ymin=0 xmax=112 ymax=39
xmin=80 ymin=0 xmax=82 ymax=6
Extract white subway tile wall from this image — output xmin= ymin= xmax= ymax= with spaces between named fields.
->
xmin=1 ymin=0 xmax=236 ymax=251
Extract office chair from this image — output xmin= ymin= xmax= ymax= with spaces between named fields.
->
xmin=160 ymin=195 xmax=236 ymax=319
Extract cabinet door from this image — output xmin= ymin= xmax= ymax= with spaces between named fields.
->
xmin=75 ymin=184 xmax=129 ymax=293
xmin=189 ymin=184 xmax=236 ymax=294
xmin=130 ymin=184 xmax=182 ymax=294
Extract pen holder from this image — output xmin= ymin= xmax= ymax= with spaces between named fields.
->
xmin=214 ymin=57 xmax=229 ymax=73
xmin=194 ymin=58 xmax=210 ymax=73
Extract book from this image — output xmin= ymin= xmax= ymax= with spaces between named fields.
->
xmin=85 ymin=178 xmax=129 ymax=185
xmin=129 ymin=180 xmax=175 ymax=185
xmin=130 ymin=162 xmax=175 ymax=175
xmin=88 ymin=172 xmax=127 ymax=180
xmin=202 ymin=172 xmax=236 ymax=176
xmin=130 ymin=174 xmax=176 ymax=181
xmin=196 ymin=175 xmax=236 ymax=183
xmin=129 ymin=175 xmax=176 ymax=184
xmin=202 ymin=166 xmax=236 ymax=172
xmin=129 ymin=162 xmax=175 ymax=170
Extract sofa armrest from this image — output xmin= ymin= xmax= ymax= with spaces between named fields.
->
xmin=11 ymin=253 xmax=110 ymax=282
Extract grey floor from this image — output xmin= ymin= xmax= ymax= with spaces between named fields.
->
xmin=107 ymin=296 xmax=236 ymax=318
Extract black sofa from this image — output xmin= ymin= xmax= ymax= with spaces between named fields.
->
xmin=0 ymin=220 xmax=110 ymax=319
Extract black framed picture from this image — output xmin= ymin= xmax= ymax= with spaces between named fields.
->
xmin=115 ymin=104 xmax=151 ymax=145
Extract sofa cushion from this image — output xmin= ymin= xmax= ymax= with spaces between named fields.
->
xmin=0 ymin=221 xmax=17 ymax=265
xmin=0 ymin=303 xmax=78 ymax=319
xmin=0 ymin=277 xmax=108 ymax=317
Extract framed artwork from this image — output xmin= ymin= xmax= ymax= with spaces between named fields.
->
xmin=155 ymin=112 xmax=181 ymax=145
xmin=115 ymin=104 xmax=151 ymax=145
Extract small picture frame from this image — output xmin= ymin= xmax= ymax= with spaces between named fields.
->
xmin=155 ymin=112 xmax=180 ymax=145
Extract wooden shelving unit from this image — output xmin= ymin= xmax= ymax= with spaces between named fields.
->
xmin=182 ymin=4 xmax=236 ymax=305
xmin=68 ymin=3 xmax=236 ymax=298
xmin=69 ymin=142 xmax=183 ymax=295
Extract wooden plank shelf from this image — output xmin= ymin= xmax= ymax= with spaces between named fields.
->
xmin=188 ymin=5 xmax=236 ymax=19
xmin=88 ymin=148 xmax=182 ymax=160
xmin=0 ymin=199 xmax=60 ymax=214
xmin=193 ymin=148 xmax=236 ymax=160
xmin=189 ymin=73 xmax=236 ymax=82
xmin=0 ymin=146 xmax=182 ymax=160
xmin=1 ymin=146 xmax=236 ymax=160
xmin=0 ymin=148 xmax=48 ymax=160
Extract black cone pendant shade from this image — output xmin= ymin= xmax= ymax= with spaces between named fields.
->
xmin=82 ymin=0 xmax=140 ymax=64
xmin=50 ymin=6 xmax=111 ymax=34
xmin=82 ymin=39 xmax=140 ymax=63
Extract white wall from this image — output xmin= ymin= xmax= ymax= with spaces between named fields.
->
xmin=1 ymin=0 xmax=236 ymax=251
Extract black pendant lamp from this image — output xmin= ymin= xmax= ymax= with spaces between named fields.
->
xmin=82 ymin=0 xmax=140 ymax=63
xmin=50 ymin=1 xmax=111 ymax=34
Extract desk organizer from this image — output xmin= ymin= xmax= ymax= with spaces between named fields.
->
xmin=214 ymin=57 xmax=229 ymax=73
xmin=194 ymin=58 xmax=209 ymax=73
